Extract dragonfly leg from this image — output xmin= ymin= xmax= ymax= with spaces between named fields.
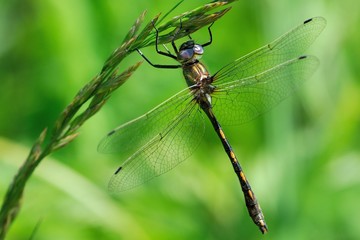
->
xmin=136 ymin=48 xmax=181 ymax=69
xmin=170 ymin=17 xmax=183 ymax=54
xmin=202 ymin=22 xmax=215 ymax=47
xmin=151 ymin=21 xmax=178 ymax=60
xmin=135 ymin=20 xmax=183 ymax=69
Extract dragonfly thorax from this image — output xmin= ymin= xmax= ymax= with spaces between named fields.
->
xmin=178 ymin=40 xmax=204 ymax=64
xmin=182 ymin=58 xmax=215 ymax=107
xmin=178 ymin=40 xmax=215 ymax=107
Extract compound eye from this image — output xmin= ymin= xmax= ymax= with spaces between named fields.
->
xmin=193 ymin=45 xmax=204 ymax=55
xmin=179 ymin=49 xmax=194 ymax=60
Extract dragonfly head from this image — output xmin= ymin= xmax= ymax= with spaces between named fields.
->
xmin=178 ymin=40 xmax=204 ymax=63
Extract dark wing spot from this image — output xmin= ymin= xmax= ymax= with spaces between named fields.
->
xmin=108 ymin=130 xmax=115 ymax=136
xmin=114 ymin=166 xmax=122 ymax=174
xmin=303 ymin=18 xmax=313 ymax=24
xmin=298 ymin=55 xmax=307 ymax=60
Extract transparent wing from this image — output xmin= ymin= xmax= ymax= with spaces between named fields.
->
xmin=99 ymin=88 xmax=192 ymax=156
xmin=98 ymin=88 xmax=205 ymax=192
xmin=213 ymin=17 xmax=326 ymax=84
xmin=212 ymin=55 xmax=319 ymax=125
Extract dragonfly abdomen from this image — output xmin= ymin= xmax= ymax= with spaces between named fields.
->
xmin=201 ymin=106 xmax=268 ymax=233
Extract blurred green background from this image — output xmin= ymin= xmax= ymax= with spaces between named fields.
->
xmin=1 ymin=0 xmax=359 ymax=239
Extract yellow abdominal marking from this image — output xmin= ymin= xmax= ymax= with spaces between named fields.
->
xmin=240 ymin=171 xmax=247 ymax=182
xmin=230 ymin=151 xmax=236 ymax=160
xmin=248 ymin=189 xmax=254 ymax=200
xmin=219 ymin=129 xmax=226 ymax=139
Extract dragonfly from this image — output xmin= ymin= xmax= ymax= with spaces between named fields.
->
xmin=98 ymin=16 xmax=326 ymax=233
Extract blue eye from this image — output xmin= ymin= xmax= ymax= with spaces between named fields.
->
xmin=193 ymin=45 xmax=204 ymax=55
xmin=179 ymin=49 xmax=194 ymax=60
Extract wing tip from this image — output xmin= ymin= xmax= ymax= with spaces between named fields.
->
xmin=303 ymin=18 xmax=313 ymax=24
xmin=303 ymin=16 xmax=327 ymax=27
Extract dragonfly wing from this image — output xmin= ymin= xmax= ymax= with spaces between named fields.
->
xmin=213 ymin=17 xmax=326 ymax=85
xmin=212 ymin=55 xmax=319 ymax=125
xmin=98 ymin=88 xmax=205 ymax=192
xmin=108 ymin=103 xmax=204 ymax=192
xmin=98 ymin=88 xmax=192 ymax=157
